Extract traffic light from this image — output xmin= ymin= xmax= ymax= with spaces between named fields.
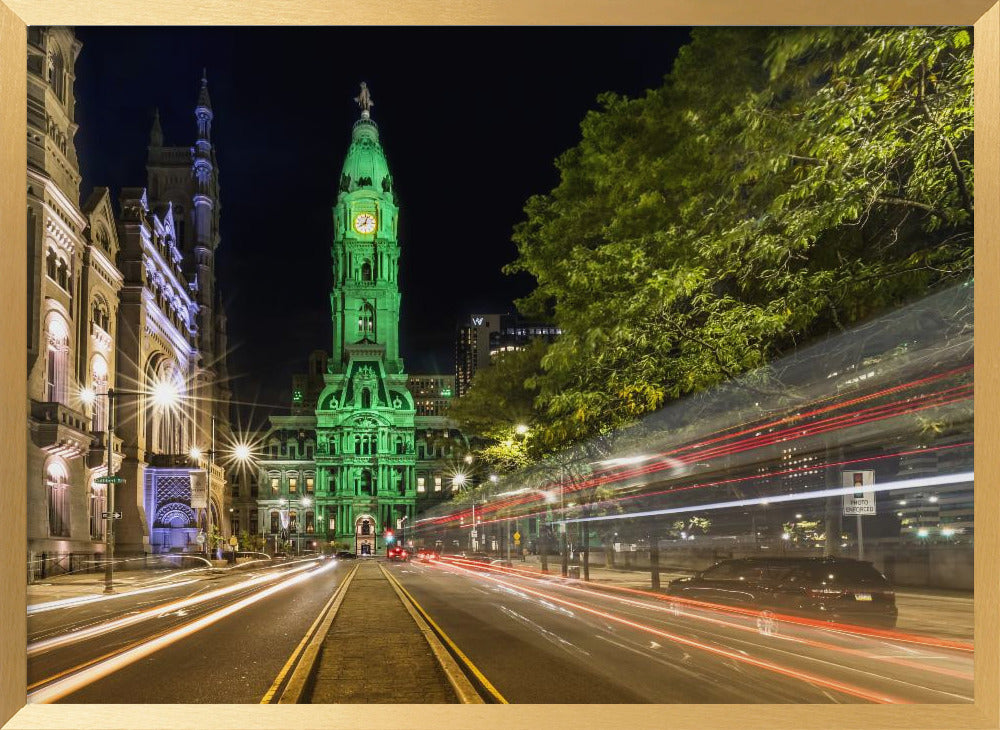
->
xmin=385 ymin=529 xmax=395 ymax=544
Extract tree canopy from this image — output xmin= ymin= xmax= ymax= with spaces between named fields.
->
xmin=503 ymin=27 xmax=973 ymax=453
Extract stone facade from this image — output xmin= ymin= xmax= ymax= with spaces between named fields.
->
xmin=26 ymin=29 xmax=232 ymax=574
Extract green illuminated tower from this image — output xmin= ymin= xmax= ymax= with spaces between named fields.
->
xmin=314 ymin=83 xmax=416 ymax=555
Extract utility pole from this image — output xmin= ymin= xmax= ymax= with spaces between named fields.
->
xmin=560 ymin=466 xmax=568 ymax=578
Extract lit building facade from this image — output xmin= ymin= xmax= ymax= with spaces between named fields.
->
xmin=26 ymin=28 xmax=232 ymax=572
xmin=455 ymin=313 xmax=560 ymax=397
xmin=236 ymin=89 xmax=467 ymax=552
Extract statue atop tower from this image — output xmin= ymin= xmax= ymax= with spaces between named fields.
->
xmin=354 ymin=81 xmax=374 ymax=118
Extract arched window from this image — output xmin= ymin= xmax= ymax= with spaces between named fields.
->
xmin=360 ymin=260 xmax=373 ymax=282
xmin=90 ymin=355 xmax=108 ymax=431
xmin=48 ymin=49 xmax=65 ymax=102
xmin=361 ymin=518 xmax=371 ymax=535
xmin=361 ymin=388 xmax=371 ymax=409
xmin=56 ymin=258 xmax=69 ymax=290
xmin=45 ymin=315 xmax=69 ymax=403
xmin=46 ymin=248 xmax=57 ymax=280
xmin=92 ymin=298 xmax=110 ymax=331
xmin=47 ymin=460 xmax=70 ymax=537
xmin=96 ymin=228 xmax=111 ymax=254
xmin=360 ymin=469 xmax=373 ymax=495
xmin=357 ymin=303 xmax=374 ymax=336
xmin=89 ymin=480 xmax=106 ymax=540
xmin=148 ymin=361 xmax=184 ymax=455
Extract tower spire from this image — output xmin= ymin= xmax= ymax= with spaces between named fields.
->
xmin=149 ymin=107 xmax=163 ymax=148
xmin=194 ymin=71 xmax=213 ymax=143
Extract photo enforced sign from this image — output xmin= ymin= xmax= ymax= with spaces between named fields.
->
xmin=842 ymin=470 xmax=875 ymax=515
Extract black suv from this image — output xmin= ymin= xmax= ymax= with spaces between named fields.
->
xmin=666 ymin=557 xmax=898 ymax=628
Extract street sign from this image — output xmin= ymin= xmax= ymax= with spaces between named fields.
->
xmin=470 ymin=530 xmax=478 ymax=538
xmin=513 ymin=531 xmax=521 ymax=544
xmin=95 ymin=475 xmax=124 ymax=484
xmin=101 ymin=511 xmax=122 ymax=519
xmin=842 ymin=470 xmax=876 ymax=515
xmin=195 ymin=532 xmax=206 ymax=545
xmin=229 ymin=536 xmax=238 ymax=547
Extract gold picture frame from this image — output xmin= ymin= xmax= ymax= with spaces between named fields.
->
xmin=1 ymin=1 xmax=997 ymax=728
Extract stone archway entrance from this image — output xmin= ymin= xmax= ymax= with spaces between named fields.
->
xmin=355 ymin=513 xmax=376 ymax=556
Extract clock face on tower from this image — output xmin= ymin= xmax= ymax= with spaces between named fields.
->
xmin=353 ymin=212 xmax=377 ymax=234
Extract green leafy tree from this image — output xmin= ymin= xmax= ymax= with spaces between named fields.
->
xmin=447 ymin=340 xmax=548 ymax=471
xmin=506 ymin=27 xmax=973 ymax=453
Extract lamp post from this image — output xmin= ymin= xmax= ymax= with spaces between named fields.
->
xmin=189 ymin=415 xmax=220 ymax=557
xmin=279 ymin=495 xmax=312 ymax=555
xmin=83 ymin=382 xmax=179 ymax=594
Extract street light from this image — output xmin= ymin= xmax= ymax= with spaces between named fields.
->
xmin=278 ymin=495 xmax=312 ymax=555
xmin=81 ymin=381 xmax=179 ymax=593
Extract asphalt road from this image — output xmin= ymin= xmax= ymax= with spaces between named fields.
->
xmin=388 ymin=557 xmax=975 ymax=704
xmin=25 ymin=556 xmax=975 ymax=704
xmin=28 ymin=558 xmax=348 ymax=703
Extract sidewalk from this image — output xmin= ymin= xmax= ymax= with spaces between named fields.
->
xmin=306 ymin=560 xmax=458 ymax=703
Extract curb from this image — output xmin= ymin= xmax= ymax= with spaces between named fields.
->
xmin=380 ymin=563 xmax=500 ymax=704
xmin=263 ymin=563 xmax=359 ymax=704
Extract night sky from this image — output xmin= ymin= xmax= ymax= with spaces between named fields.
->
xmin=73 ymin=27 xmax=690 ymax=415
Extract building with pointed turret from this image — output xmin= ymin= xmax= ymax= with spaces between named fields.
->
xmin=26 ymin=28 xmax=233 ymax=575
xmin=230 ymin=86 xmax=467 ymax=555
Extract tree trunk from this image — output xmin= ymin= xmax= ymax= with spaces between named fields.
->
xmin=582 ymin=520 xmax=590 ymax=581
xmin=650 ymin=533 xmax=660 ymax=591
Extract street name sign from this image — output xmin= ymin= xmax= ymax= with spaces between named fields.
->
xmin=101 ymin=511 xmax=122 ymax=519
xmin=95 ymin=475 xmax=124 ymax=484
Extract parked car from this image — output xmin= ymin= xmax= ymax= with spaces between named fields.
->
xmin=666 ymin=557 xmax=898 ymax=628
xmin=334 ymin=551 xmax=357 ymax=560
xmin=387 ymin=546 xmax=409 ymax=562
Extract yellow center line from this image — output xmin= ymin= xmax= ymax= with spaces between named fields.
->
xmin=382 ymin=565 xmax=508 ymax=704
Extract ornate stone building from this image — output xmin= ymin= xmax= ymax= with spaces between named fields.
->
xmin=231 ymin=89 xmax=465 ymax=555
xmin=26 ymin=28 xmax=232 ymax=573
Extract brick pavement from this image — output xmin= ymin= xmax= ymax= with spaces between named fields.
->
xmin=307 ymin=560 xmax=457 ymax=703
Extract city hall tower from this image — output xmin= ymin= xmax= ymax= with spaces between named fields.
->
xmin=313 ymin=84 xmax=416 ymax=555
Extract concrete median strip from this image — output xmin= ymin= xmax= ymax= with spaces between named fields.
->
xmin=263 ymin=563 xmax=359 ymax=704
xmin=379 ymin=563 xmax=498 ymax=704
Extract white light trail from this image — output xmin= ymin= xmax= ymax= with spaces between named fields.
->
xmin=556 ymin=472 xmax=974 ymax=524
xmin=28 ymin=561 xmax=317 ymax=656
xmin=29 ymin=560 xmax=336 ymax=704
xmin=28 ymin=579 xmax=199 ymax=615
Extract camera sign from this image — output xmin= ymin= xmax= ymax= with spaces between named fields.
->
xmin=842 ymin=470 xmax=876 ymax=515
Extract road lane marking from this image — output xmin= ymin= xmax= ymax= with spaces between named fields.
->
xmin=27 ymin=561 xmax=335 ymax=703
xmin=381 ymin=565 xmax=507 ymax=704
xmin=264 ymin=563 xmax=359 ymax=704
